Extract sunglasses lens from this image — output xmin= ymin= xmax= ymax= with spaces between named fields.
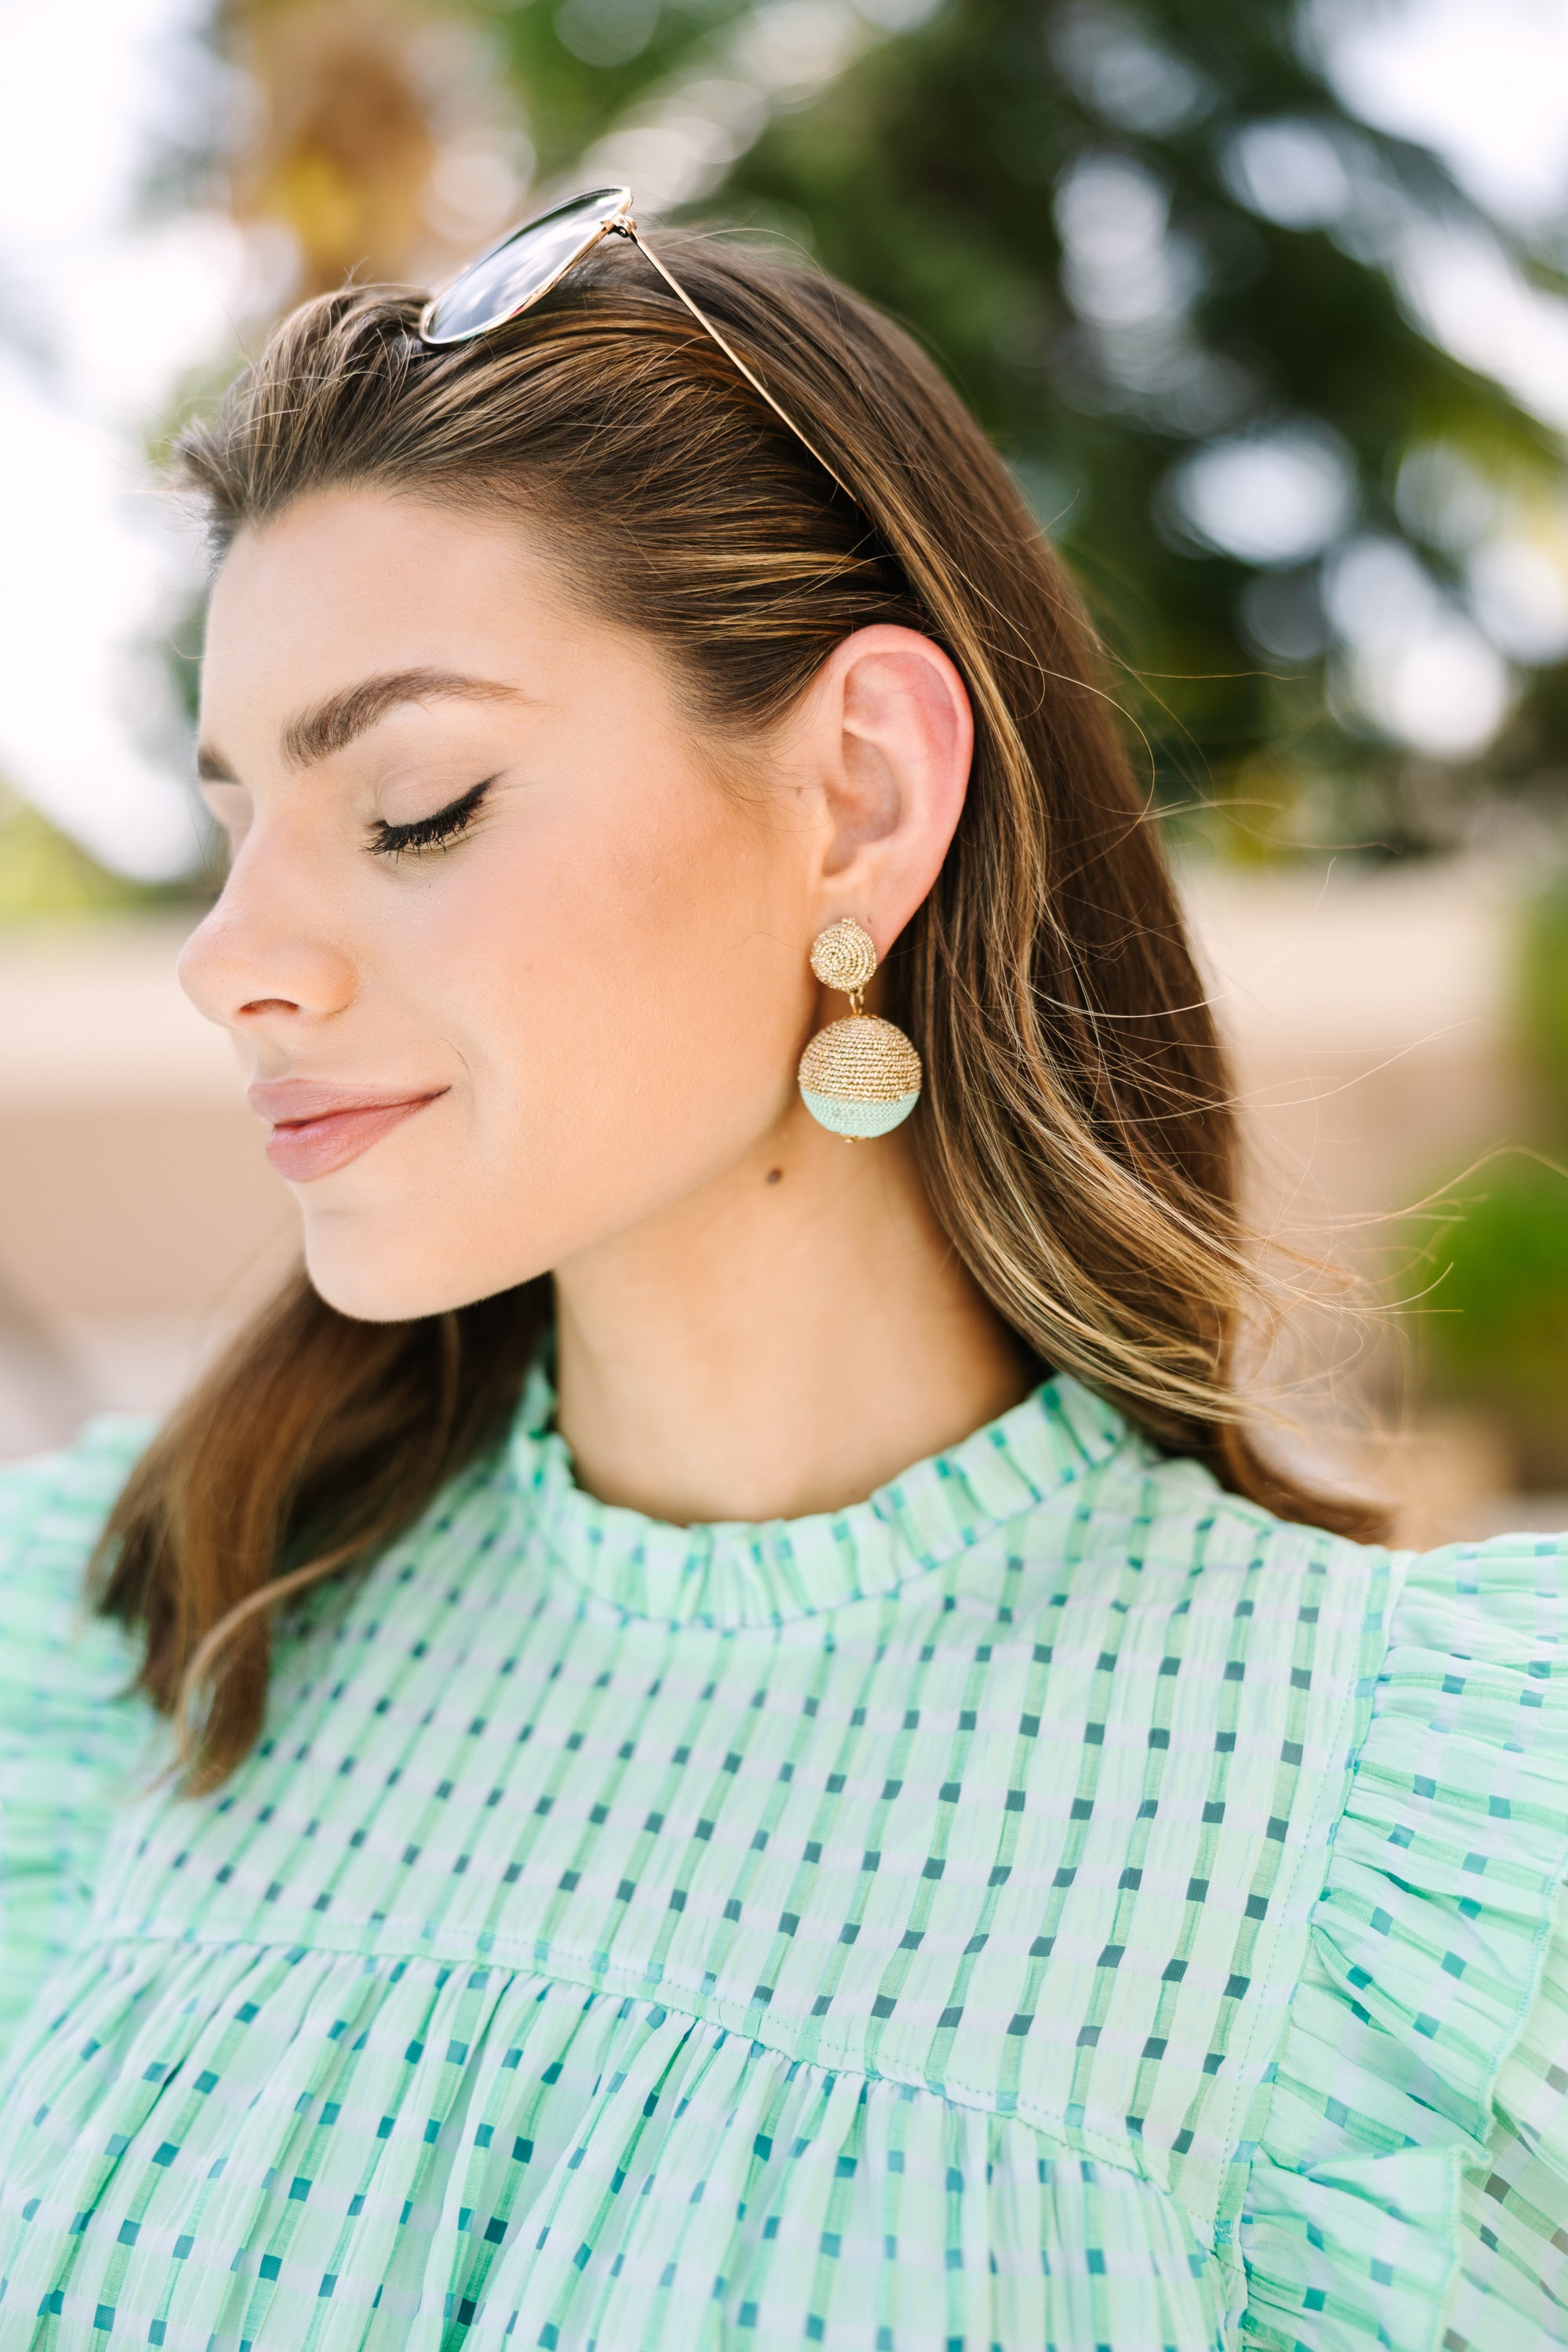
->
xmin=423 ymin=187 xmax=630 ymax=343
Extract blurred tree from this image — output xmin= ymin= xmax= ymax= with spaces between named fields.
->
xmin=474 ymin=0 xmax=1568 ymax=846
xmin=230 ymin=0 xmax=441 ymax=296
xmin=221 ymin=0 xmax=528 ymax=296
xmin=0 ymin=785 xmax=191 ymax=923
xmin=1417 ymin=876 xmax=1568 ymax=1484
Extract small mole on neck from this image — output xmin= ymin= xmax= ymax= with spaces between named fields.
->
xmin=765 ymin=1167 xmax=784 ymax=1185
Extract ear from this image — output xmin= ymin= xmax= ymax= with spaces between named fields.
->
xmin=794 ymin=624 xmax=973 ymax=956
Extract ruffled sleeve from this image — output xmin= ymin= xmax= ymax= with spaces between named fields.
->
xmin=1241 ymin=1530 xmax=1568 ymax=2350
xmin=0 ymin=1420 xmax=157 ymax=2064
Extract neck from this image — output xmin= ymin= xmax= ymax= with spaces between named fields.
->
xmin=552 ymin=1112 xmax=1035 ymax=1525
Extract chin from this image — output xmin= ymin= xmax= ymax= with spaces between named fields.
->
xmin=302 ymin=1218 xmax=531 ymax=1325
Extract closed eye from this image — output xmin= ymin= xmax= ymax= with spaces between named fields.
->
xmin=368 ymin=774 xmax=497 ymax=858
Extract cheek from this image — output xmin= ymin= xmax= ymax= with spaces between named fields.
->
xmin=308 ymin=768 xmax=815 ymax=1314
xmin=459 ymin=783 xmax=806 ymax=1137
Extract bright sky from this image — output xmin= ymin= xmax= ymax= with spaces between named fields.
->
xmin=3 ymin=0 xmax=1568 ymax=873
xmin=1319 ymin=0 xmax=1568 ymax=440
xmin=0 ymin=0 xmax=249 ymax=875
xmin=1320 ymin=0 xmax=1568 ymax=228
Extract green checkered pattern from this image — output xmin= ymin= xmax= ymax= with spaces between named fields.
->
xmin=0 ymin=1371 xmax=1563 ymax=2349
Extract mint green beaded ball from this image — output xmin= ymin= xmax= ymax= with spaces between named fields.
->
xmin=797 ymin=1014 xmax=922 ymax=1138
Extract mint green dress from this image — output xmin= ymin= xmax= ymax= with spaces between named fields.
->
xmin=0 ymin=1370 xmax=1563 ymax=2350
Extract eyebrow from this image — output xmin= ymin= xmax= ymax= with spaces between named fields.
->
xmin=194 ymin=667 xmax=526 ymax=784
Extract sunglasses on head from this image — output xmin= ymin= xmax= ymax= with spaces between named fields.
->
xmin=419 ymin=185 xmax=853 ymax=505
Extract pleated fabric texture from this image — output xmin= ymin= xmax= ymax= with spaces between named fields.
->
xmin=0 ymin=1373 xmax=1563 ymax=2351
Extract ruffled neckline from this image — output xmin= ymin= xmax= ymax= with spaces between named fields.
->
xmin=506 ymin=1367 xmax=1136 ymax=1627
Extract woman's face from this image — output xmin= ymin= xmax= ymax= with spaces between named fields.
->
xmin=181 ymin=489 xmax=967 ymax=1320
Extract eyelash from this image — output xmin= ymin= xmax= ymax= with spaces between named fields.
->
xmin=368 ymin=775 xmax=497 ymax=859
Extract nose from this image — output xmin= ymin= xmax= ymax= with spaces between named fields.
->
xmin=178 ymin=833 xmax=358 ymax=1039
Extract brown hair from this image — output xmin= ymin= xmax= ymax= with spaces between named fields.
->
xmin=98 ymin=230 xmax=1383 ymax=1790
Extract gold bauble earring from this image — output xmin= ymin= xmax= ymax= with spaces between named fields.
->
xmin=797 ymin=918 xmax=922 ymax=1139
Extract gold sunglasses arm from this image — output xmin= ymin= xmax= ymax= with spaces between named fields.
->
xmin=615 ymin=221 xmax=856 ymax=506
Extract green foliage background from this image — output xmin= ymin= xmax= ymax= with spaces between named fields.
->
xmin=478 ymin=0 xmax=1568 ymax=847
xmin=1419 ymin=879 xmax=1568 ymax=1481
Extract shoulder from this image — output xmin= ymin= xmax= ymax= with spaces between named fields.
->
xmin=1243 ymin=1523 xmax=1567 ymax=2344
xmin=1386 ymin=1517 xmax=1565 ymax=1664
xmin=1081 ymin=1442 xmax=1566 ymax=1809
xmin=1040 ymin=1413 xmax=1396 ymax=1679
xmin=1334 ymin=1522 xmax=1567 ymax=2019
xmin=977 ymin=1393 xmax=1404 ymax=1793
xmin=0 ymin=1420 xmax=159 ymax=2056
xmin=0 ymin=1416 xmax=155 ymax=1706
xmin=0 ymin=1414 xmax=154 ymax=1551
xmin=1050 ymin=1402 xmax=1388 ymax=1587
xmin=1005 ymin=1379 xmax=1388 ymax=1580
xmin=1348 ymin=1525 xmax=1566 ymax=1889
xmin=0 ymin=1413 xmax=155 ymax=1582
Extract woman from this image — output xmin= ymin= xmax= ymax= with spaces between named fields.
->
xmin=0 ymin=193 xmax=1562 ymax=2350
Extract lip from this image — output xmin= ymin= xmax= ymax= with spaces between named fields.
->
xmin=249 ymin=1079 xmax=448 ymax=1183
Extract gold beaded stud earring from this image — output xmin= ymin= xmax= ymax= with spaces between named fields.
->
xmin=797 ymin=918 xmax=922 ymax=1139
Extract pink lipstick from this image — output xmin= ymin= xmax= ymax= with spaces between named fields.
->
xmin=249 ymin=1079 xmax=447 ymax=1182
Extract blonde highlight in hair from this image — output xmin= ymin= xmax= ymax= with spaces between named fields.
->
xmin=98 ymin=231 xmax=1383 ymax=1791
